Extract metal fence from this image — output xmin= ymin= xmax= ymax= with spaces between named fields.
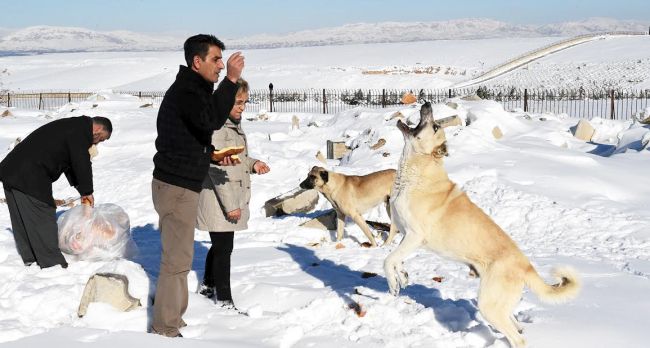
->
xmin=246 ymin=87 xmax=650 ymax=120
xmin=0 ymin=92 xmax=94 ymax=110
xmin=2 ymin=88 xmax=649 ymax=120
xmin=0 ymin=91 xmax=165 ymax=111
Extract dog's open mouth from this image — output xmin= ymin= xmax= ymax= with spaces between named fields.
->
xmin=397 ymin=102 xmax=434 ymax=136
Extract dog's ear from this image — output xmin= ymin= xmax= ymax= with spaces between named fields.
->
xmin=434 ymin=142 xmax=448 ymax=158
xmin=319 ymin=171 xmax=329 ymax=183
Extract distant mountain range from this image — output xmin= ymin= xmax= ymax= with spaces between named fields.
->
xmin=0 ymin=18 xmax=647 ymax=54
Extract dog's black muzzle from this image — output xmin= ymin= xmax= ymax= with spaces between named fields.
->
xmin=299 ymin=178 xmax=315 ymax=190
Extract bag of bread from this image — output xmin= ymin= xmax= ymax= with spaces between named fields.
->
xmin=57 ymin=203 xmax=136 ymax=260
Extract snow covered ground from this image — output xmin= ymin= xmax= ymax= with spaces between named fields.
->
xmin=1 ymin=90 xmax=650 ymax=347
xmin=1 ymin=35 xmax=650 ymax=347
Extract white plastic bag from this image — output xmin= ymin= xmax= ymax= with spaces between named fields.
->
xmin=57 ymin=203 xmax=135 ymax=260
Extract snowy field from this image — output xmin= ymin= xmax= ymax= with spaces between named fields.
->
xmin=1 ymin=36 xmax=650 ymax=347
xmin=1 ymin=35 xmax=649 ymax=91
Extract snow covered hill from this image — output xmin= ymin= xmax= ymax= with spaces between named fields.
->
xmin=0 ymin=18 xmax=647 ymax=54
xmin=0 ymin=26 xmax=182 ymax=54
xmin=228 ymin=17 xmax=648 ymax=49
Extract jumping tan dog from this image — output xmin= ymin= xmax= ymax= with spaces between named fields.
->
xmin=384 ymin=102 xmax=580 ymax=348
xmin=300 ymin=166 xmax=398 ymax=246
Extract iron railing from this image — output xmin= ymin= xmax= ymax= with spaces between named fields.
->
xmin=1 ymin=87 xmax=649 ymax=120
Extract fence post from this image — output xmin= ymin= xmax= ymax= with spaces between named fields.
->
xmin=139 ymin=91 xmax=142 ymax=99
xmin=7 ymin=93 xmax=10 ymax=107
xmin=38 ymin=93 xmax=43 ymax=110
xmin=68 ymin=92 xmax=71 ymax=103
xmin=322 ymin=89 xmax=326 ymax=114
xmin=524 ymin=89 xmax=528 ymax=112
xmin=382 ymin=89 xmax=386 ymax=108
xmin=610 ymin=89 xmax=615 ymax=120
xmin=269 ymin=83 xmax=274 ymax=112
xmin=448 ymin=89 xmax=452 ymax=99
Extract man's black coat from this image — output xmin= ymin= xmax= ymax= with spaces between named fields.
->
xmin=0 ymin=116 xmax=94 ymax=207
xmin=153 ymin=65 xmax=238 ymax=192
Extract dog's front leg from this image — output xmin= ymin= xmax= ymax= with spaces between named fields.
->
xmin=335 ymin=210 xmax=345 ymax=241
xmin=383 ymin=231 xmax=424 ymax=295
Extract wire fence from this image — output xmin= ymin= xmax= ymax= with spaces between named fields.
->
xmin=246 ymin=87 xmax=650 ymax=120
xmin=1 ymin=87 xmax=649 ymax=120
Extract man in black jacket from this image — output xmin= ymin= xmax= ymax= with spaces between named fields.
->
xmin=0 ymin=115 xmax=112 ymax=269
xmin=151 ymin=34 xmax=244 ymax=338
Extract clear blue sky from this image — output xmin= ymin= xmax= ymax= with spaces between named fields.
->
xmin=1 ymin=0 xmax=648 ymax=38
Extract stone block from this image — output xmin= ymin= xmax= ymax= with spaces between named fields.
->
xmin=573 ymin=119 xmax=595 ymax=141
xmin=315 ymin=151 xmax=327 ymax=164
xmin=461 ymin=94 xmax=482 ymax=101
xmin=492 ymin=126 xmax=503 ymax=139
xmin=264 ymin=188 xmax=319 ymax=217
xmin=327 ymin=140 xmax=350 ymax=159
xmin=78 ymin=273 xmax=141 ymax=317
xmin=436 ymin=115 xmax=462 ymax=128
xmin=446 ymin=102 xmax=459 ymax=110
xmin=300 ymin=209 xmax=337 ymax=230
xmin=370 ymin=138 xmax=386 ymax=150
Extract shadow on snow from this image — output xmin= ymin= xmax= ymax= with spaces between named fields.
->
xmin=277 ymin=243 xmax=480 ymax=333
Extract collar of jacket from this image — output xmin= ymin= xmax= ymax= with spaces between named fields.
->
xmin=224 ymin=117 xmax=241 ymax=128
xmin=227 ymin=115 xmax=242 ymax=125
xmin=176 ymin=65 xmax=214 ymax=93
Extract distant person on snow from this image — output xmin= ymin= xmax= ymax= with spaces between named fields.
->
xmin=196 ymin=78 xmax=270 ymax=310
xmin=0 ymin=116 xmax=112 ymax=269
xmin=150 ymin=34 xmax=244 ymax=338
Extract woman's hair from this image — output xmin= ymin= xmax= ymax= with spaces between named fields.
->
xmin=236 ymin=78 xmax=249 ymax=94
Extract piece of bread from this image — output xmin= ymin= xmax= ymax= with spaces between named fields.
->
xmin=92 ymin=220 xmax=116 ymax=240
xmin=212 ymin=146 xmax=244 ymax=162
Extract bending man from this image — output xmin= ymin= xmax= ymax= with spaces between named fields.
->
xmin=0 ymin=115 xmax=112 ymax=269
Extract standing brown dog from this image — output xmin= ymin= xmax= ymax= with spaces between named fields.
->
xmin=384 ymin=102 xmax=581 ymax=347
xmin=300 ymin=167 xmax=398 ymax=246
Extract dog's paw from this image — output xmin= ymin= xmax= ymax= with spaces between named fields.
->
xmin=384 ymin=265 xmax=401 ymax=296
xmin=388 ymin=278 xmax=401 ymax=296
xmin=398 ymin=270 xmax=409 ymax=287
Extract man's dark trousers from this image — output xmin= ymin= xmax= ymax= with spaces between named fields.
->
xmin=4 ymin=188 xmax=68 ymax=268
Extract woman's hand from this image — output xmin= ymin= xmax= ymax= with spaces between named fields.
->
xmin=217 ymin=155 xmax=241 ymax=166
xmin=226 ymin=208 xmax=241 ymax=222
xmin=253 ymin=161 xmax=270 ymax=174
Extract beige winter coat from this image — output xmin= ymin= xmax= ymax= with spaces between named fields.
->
xmin=196 ymin=118 xmax=258 ymax=232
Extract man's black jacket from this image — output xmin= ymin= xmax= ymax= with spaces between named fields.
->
xmin=153 ymin=66 xmax=238 ymax=192
xmin=0 ymin=116 xmax=94 ymax=207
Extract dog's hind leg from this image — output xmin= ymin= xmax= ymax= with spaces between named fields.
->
xmin=511 ymin=314 xmax=524 ymax=334
xmin=349 ymin=212 xmax=378 ymax=247
xmin=478 ymin=271 xmax=527 ymax=348
xmin=383 ymin=199 xmax=399 ymax=245
xmin=335 ymin=210 xmax=346 ymax=242
xmin=384 ymin=231 xmax=424 ymax=295
xmin=384 ymin=223 xmax=399 ymax=245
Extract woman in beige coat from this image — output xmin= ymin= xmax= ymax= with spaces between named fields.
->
xmin=196 ymin=79 xmax=270 ymax=309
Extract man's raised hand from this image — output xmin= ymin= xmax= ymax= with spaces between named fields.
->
xmin=226 ymin=51 xmax=245 ymax=83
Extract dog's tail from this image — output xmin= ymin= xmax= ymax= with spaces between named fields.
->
xmin=525 ymin=265 xmax=581 ymax=304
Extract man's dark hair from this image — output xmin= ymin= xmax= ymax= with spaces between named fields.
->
xmin=92 ymin=116 xmax=113 ymax=133
xmin=183 ymin=34 xmax=225 ymax=67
